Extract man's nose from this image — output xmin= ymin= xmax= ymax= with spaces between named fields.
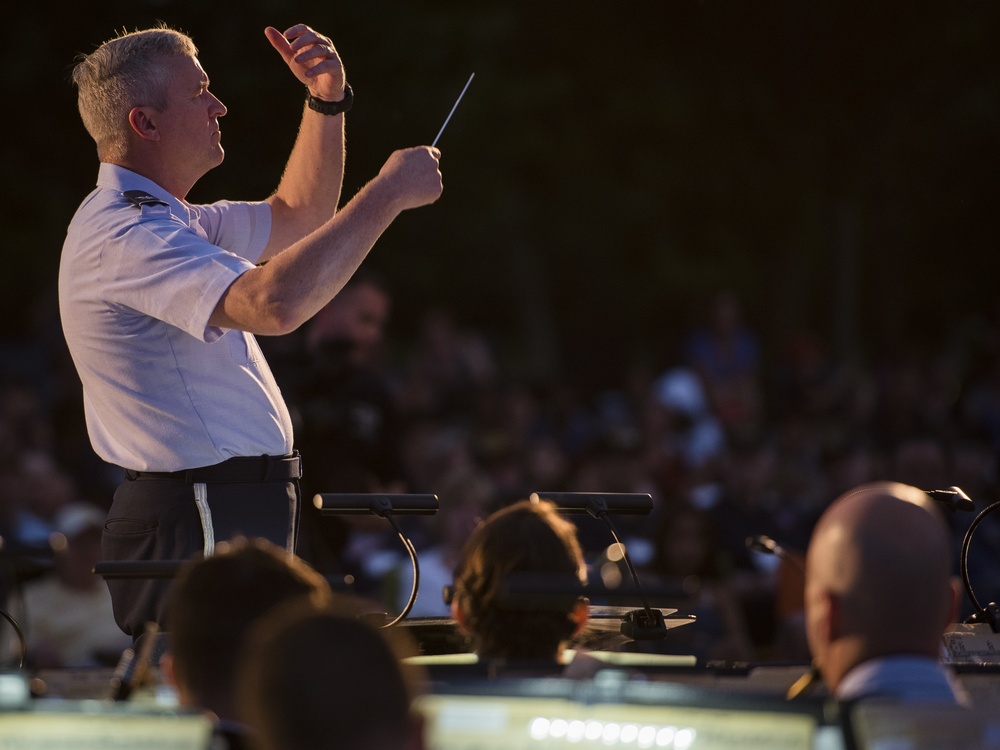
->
xmin=212 ymin=93 xmax=227 ymax=118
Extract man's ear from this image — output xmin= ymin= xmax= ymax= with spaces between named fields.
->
xmin=450 ymin=598 xmax=470 ymax=635
xmin=570 ymin=599 xmax=589 ymax=637
xmin=160 ymin=650 xmax=177 ymax=688
xmin=128 ymin=106 xmax=160 ymax=141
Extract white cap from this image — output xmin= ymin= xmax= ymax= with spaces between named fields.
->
xmin=653 ymin=367 xmax=708 ymax=417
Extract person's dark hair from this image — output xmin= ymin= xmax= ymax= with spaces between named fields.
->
xmin=451 ymin=499 xmax=587 ymax=660
xmin=237 ymin=600 xmax=422 ymax=750
xmin=167 ymin=538 xmax=331 ymax=714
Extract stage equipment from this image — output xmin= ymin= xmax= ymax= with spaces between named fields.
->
xmin=313 ymin=493 xmax=438 ymax=628
xmin=528 ymin=492 xmax=667 ymax=641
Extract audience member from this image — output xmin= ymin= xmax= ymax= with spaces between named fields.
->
xmin=237 ymin=600 xmax=425 ymax=750
xmin=803 ymin=481 xmax=967 ymax=703
xmin=647 ymin=504 xmax=753 ymax=662
xmin=449 ymin=498 xmax=588 ymax=663
xmin=162 ymin=538 xmax=333 ymax=747
xmin=287 ymin=271 xmax=407 ymax=586
xmin=294 ymin=270 xmax=404 ymax=497
xmin=650 ymin=367 xmax=727 ymax=477
xmin=393 ymin=470 xmax=494 ymax=618
xmin=7 ymin=452 xmax=76 ymax=548
xmin=21 ymin=502 xmax=131 ymax=668
xmin=889 ymin=436 xmax=949 ymax=492
xmin=683 ymin=291 xmax=762 ymax=438
xmin=401 ymin=308 xmax=496 ymax=417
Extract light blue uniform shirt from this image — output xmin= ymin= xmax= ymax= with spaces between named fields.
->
xmin=837 ymin=656 xmax=968 ymax=705
xmin=59 ymin=164 xmax=293 ymax=471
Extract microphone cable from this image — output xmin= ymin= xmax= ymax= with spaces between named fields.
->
xmin=0 ymin=606 xmax=25 ymax=669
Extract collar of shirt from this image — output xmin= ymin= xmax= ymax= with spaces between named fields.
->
xmin=837 ymin=655 xmax=967 ymax=704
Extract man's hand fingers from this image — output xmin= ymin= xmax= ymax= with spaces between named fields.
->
xmin=264 ymin=26 xmax=293 ymax=63
xmin=267 ymin=24 xmax=345 ymax=97
xmin=294 ymin=43 xmax=340 ymax=67
xmin=267 ymin=24 xmax=332 ymax=61
xmin=280 ymin=24 xmax=312 ymax=43
xmin=282 ymin=25 xmax=331 ymax=54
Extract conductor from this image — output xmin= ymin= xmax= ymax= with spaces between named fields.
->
xmin=58 ymin=22 xmax=443 ymax=636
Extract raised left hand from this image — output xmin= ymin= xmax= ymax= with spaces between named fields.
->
xmin=264 ymin=24 xmax=346 ymax=101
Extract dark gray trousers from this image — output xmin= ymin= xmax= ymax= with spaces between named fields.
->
xmin=102 ymin=474 xmax=299 ymax=637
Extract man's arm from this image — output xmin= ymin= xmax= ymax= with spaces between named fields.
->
xmin=260 ymin=24 xmax=347 ymax=261
xmin=209 ymin=146 xmax=442 ymax=336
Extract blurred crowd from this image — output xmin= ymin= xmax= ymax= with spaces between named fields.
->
xmin=3 ymin=284 xmax=1000 ymax=668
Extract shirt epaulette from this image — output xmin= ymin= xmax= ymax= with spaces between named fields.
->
xmin=122 ymin=190 xmax=169 ymax=209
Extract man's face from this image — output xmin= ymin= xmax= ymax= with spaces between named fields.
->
xmin=155 ymin=54 xmax=227 ymax=179
xmin=342 ymin=284 xmax=390 ymax=365
xmin=309 ymin=283 xmax=391 ymax=366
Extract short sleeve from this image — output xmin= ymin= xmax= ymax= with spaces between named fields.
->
xmin=100 ymin=217 xmax=255 ymax=342
xmin=190 ymin=200 xmax=272 ymax=263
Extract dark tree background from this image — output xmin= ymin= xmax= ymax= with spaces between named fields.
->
xmin=3 ymin=0 xmax=999 ymax=387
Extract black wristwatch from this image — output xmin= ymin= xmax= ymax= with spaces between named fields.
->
xmin=307 ymin=82 xmax=353 ymax=116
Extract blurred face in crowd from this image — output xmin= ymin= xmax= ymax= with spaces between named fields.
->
xmin=308 ymin=281 xmax=391 ymax=366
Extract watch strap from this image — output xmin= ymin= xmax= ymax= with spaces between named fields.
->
xmin=307 ymin=82 xmax=353 ymax=116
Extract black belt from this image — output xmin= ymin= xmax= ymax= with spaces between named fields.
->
xmin=124 ymin=452 xmax=302 ymax=484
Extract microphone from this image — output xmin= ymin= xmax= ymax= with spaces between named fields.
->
xmin=746 ymin=534 xmax=804 ymax=577
xmin=312 ymin=493 xmax=439 ymax=628
xmin=925 ymin=486 xmax=975 ymax=513
xmin=530 ymin=491 xmax=667 ymax=640
xmin=958 ymin=492 xmax=1000 ymax=633
xmin=746 ymin=534 xmax=784 ymax=556
xmin=528 ymin=492 xmax=653 ymax=515
xmin=313 ymin=494 xmax=439 ymax=516
xmin=0 ymin=607 xmax=25 ymax=670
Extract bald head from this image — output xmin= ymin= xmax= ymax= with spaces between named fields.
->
xmin=805 ymin=482 xmax=958 ymax=691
